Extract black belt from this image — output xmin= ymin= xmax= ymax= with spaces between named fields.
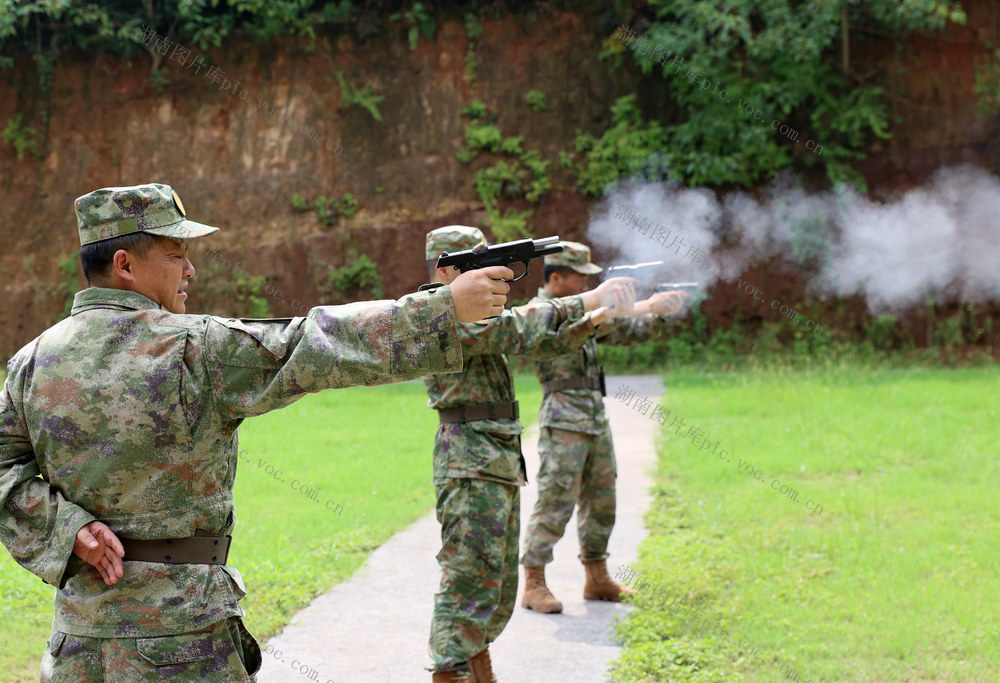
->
xmin=121 ymin=535 xmax=232 ymax=565
xmin=542 ymin=371 xmax=606 ymax=396
xmin=438 ymin=401 xmax=519 ymax=423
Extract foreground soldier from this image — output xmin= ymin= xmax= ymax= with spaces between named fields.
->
xmin=520 ymin=242 xmax=686 ymax=613
xmin=0 ymin=184 xmax=509 ymax=682
xmin=422 ymin=226 xmax=636 ymax=683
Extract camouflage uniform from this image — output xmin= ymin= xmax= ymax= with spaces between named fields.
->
xmin=521 ymin=251 xmax=673 ymax=569
xmin=0 ymin=184 xmax=465 ymax=682
xmin=423 ymin=227 xmax=597 ymax=673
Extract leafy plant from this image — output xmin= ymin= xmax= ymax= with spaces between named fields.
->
xmin=464 ymin=121 xmax=503 ymax=152
xmin=334 ymin=71 xmax=384 ymax=122
xmin=464 ymin=47 xmax=478 ymax=84
xmin=499 ymin=136 xmax=523 ymax=156
xmin=521 ymin=150 xmax=551 ymax=203
xmin=336 ymin=192 xmax=358 ymax=218
xmin=1 ymin=114 xmax=38 ymax=160
xmin=389 ymin=2 xmax=435 ymax=51
xmin=625 ymin=0 xmax=966 ymax=188
xmin=864 ymin=313 xmax=898 ymax=350
xmin=464 ymin=13 xmax=483 ymax=40
xmin=291 ymin=193 xmax=310 ymax=213
xmin=313 ymin=193 xmax=359 ymax=224
xmin=571 ymin=95 xmax=671 ymax=196
xmin=524 ymin=89 xmax=547 ymax=111
xmin=484 ymin=207 xmax=533 ymax=242
xmin=315 ymin=196 xmax=337 ymax=226
xmin=328 ymin=254 xmax=383 ymax=298
xmin=460 ymin=101 xmax=488 ymax=119
xmin=456 ymin=147 xmax=478 ymax=164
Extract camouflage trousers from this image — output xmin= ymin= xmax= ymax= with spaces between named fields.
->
xmin=429 ymin=477 xmax=520 ymax=673
xmin=521 ymin=425 xmax=616 ymax=566
xmin=40 ymin=617 xmax=262 ymax=682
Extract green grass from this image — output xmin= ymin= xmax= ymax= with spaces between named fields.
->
xmin=611 ymin=365 xmax=1000 ymax=682
xmin=0 ymin=375 xmax=543 ymax=682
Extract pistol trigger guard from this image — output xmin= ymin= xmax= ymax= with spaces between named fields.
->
xmin=506 ymin=261 xmax=530 ymax=282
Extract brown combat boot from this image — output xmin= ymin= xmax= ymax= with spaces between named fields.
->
xmin=468 ymin=647 xmax=500 ymax=683
xmin=432 ymin=669 xmax=470 ymax=682
xmin=582 ymin=558 xmax=637 ymax=602
xmin=520 ymin=565 xmax=563 ymax=613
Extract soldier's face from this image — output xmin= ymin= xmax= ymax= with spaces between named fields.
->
xmin=129 ymin=238 xmax=196 ymax=313
xmin=548 ymin=270 xmax=591 ymax=297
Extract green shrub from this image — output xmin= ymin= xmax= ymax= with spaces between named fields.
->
xmin=499 ymin=136 xmax=523 ymax=156
xmin=328 ymin=254 xmax=383 ymax=298
xmin=1 ymin=114 xmax=38 ymax=161
xmin=334 ymin=71 xmax=384 ymax=122
xmin=460 ymin=101 xmax=488 ymax=119
xmin=464 ymin=48 xmax=477 ymax=83
xmin=465 ymin=121 xmax=503 ymax=152
xmin=464 ymin=13 xmax=483 ymax=39
xmin=456 ymin=147 xmax=478 ymax=164
xmin=524 ymin=89 xmax=547 ymax=111
xmin=864 ymin=313 xmax=898 ymax=350
xmin=315 ymin=197 xmax=336 ymax=225
xmin=484 ymin=208 xmax=533 ymax=242
xmin=291 ymin=193 xmax=310 ymax=213
xmin=389 ymin=2 xmax=436 ymax=51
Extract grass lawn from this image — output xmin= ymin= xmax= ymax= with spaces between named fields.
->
xmin=0 ymin=374 xmax=543 ymax=682
xmin=611 ymin=364 xmax=1000 ymax=682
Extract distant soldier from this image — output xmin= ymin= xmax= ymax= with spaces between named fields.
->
xmin=0 ymin=184 xmax=508 ymax=682
xmin=520 ymin=241 xmax=685 ymax=613
xmin=422 ymin=227 xmax=636 ymax=682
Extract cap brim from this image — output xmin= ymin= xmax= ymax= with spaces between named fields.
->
xmin=570 ymin=263 xmax=603 ymax=275
xmin=146 ymin=219 xmax=219 ymax=240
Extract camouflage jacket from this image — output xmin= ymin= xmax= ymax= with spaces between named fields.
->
xmin=425 ymin=295 xmax=595 ymax=484
xmin=532 ymin=288 xmax=672 ymax=435
xmin=0 ymin=286 xmax=463 ymax=638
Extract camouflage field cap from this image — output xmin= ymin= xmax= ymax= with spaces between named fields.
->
xmin=544 ymin=240 xmax=602 ymax=275
xmin=75 ymin=183 xmax=219 ymax=247
xmin=425 ymin=225 xmax=486 ymax=262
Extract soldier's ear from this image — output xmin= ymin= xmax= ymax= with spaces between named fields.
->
xmin=111 ymin=249 xmax=138 ymax=282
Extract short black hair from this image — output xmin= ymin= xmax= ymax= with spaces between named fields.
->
xmin=79 ymin=232 xmax=162 ymax=285
xmin=543 ymin=265 xmax=575 ymax=283
xmin=426 ymin=259 xmax=439 ymax=283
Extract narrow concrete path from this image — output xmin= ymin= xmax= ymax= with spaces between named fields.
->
xmin=257 ymin=375 xmax=664 ymax=683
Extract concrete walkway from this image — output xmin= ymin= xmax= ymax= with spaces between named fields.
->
xmin=258 ymin=375 xmax=664 ymax=683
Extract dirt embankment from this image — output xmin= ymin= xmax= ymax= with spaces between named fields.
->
xmin=0 ymin=3 xmax=997 ymax=358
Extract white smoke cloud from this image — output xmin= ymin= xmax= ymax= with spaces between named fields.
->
xmin=587 ymin=182 xmax=723 ymax=288
xmin=588 ymin=166 xmax=1000 ymax=313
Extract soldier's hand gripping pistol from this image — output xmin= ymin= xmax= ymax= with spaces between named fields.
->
xmin=420 ymin=236 xmax=564 ymax=291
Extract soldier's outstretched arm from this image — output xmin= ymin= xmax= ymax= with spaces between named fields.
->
xmin=204 ymin=285 xmax=482 ymax=420
xmin=598 ymin=290 xmax=685 ymax=346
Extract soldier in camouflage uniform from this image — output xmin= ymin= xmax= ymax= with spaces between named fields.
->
xmin=520 ymin=242 xmax=686 ymax=613
xmin=0 ymin=184 xmax=510 ymax=682
xmin=422 ymin=227 xmax=636 ymax=683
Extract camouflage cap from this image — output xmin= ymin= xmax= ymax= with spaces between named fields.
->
xmin=425 ymin=225 xmax=486 ymax=261
xmin=544 ymin=240 xmax=602 ymax=275
xmin=75 ymin=183 xmax=219 ymax=247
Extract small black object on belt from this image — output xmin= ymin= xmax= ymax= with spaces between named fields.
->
xmin=437 ymin=401 xmax=519 ymax=423
xmin=121 ymin=535 xmax=232 ymax=565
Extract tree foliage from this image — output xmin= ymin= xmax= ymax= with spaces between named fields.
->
xmin=614 ymin=0 xmax=967 ymax=190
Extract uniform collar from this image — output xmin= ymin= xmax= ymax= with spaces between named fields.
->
xmin=71 ymin=287 xmax=164 ymax=315
xmin=537 ymin=287 xmax=554 ymax=300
